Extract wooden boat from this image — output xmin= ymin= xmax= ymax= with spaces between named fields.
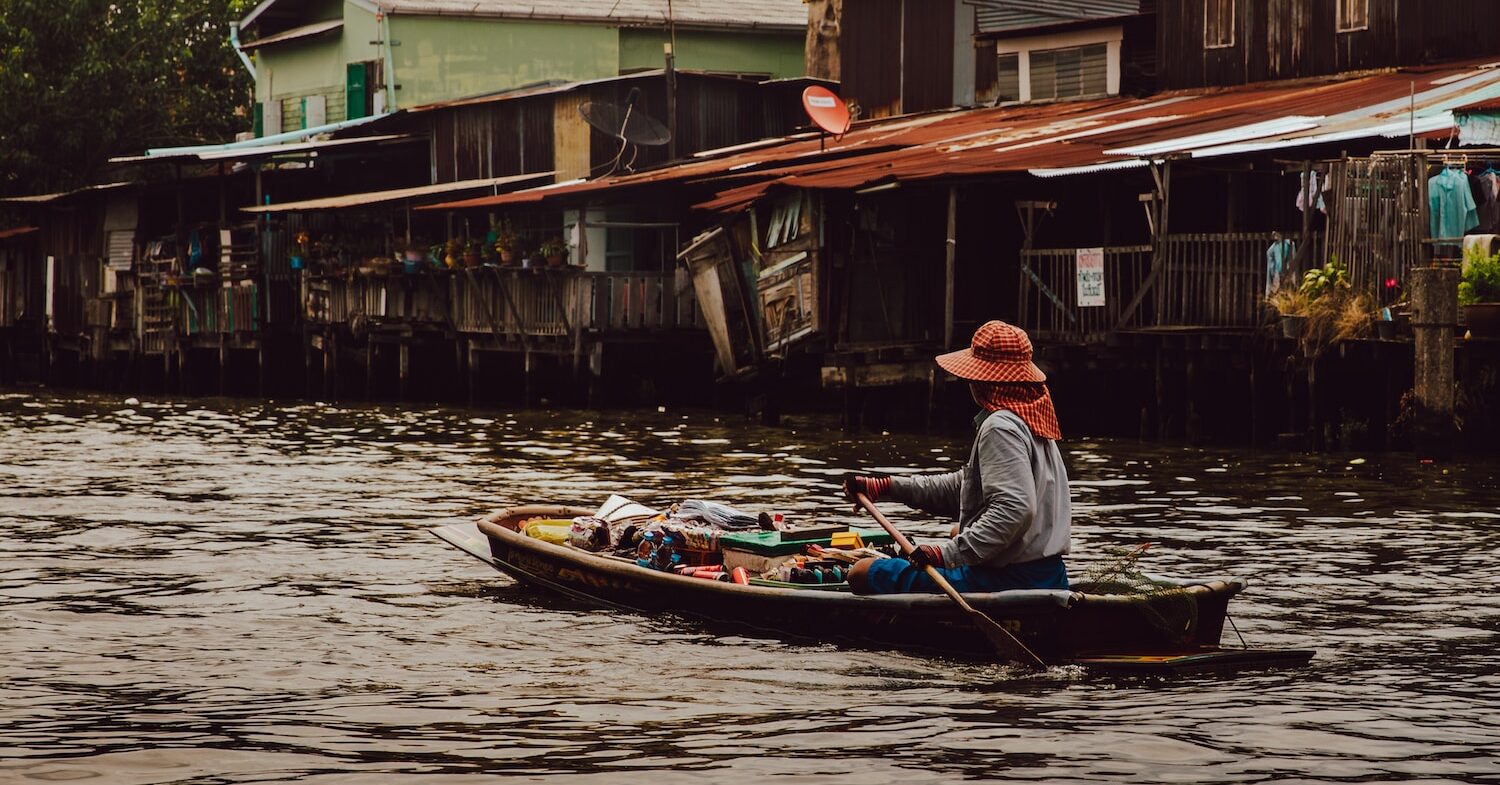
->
xmin=433 ymin=505 xmax=1314 ymax=673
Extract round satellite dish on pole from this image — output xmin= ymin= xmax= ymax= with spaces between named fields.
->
xmin=802 ymin=85 xmax=851 ymax=137
xmin=579 ymin=88 xmax=671 ymax=147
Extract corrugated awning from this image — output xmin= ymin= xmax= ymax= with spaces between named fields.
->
xmin=242 ymin=172 xmax=555 ymax=213
xmin=109 ymin=134 xmax=418 ymax=165
xmin=0 ymin=183 xmax=134 ymax=205
xmin=0 ymin=226 xmax=39 ymax=240
xmin=238 ymin=19 xmax=343 ymax=50
xmin=419 ymin=58 xmax=1500 ymax=214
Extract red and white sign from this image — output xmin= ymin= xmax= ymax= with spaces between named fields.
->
xmin=1076 ymin=247 xmax=1105 ymax=307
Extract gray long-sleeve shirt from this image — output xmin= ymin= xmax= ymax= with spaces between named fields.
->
xmin=888 ymin=409 xmax=1071 ymax=568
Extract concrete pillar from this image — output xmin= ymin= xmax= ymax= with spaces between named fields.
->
xmin=1411 ymin=266 xmax=1459 ymax=458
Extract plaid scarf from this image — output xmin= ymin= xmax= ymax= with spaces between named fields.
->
xmin=970 ymin=382 xmax=1062 ymax=440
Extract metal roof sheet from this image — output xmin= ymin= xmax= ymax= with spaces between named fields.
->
xmin=421 ymin=60 xmax=1500 ymax=213
xmin=974 ymin=0 xmax=1141 ymax=33
xmin=378 ymin=0 xmax=806 ymax=30
xmin=0 ymin=183 xmax=134 ymax=205
xmin=0 ymin=226 xmax=39 ymax=241
xmin=238 ymin=19 xmax=343 ymax=50
xmin=242 ymin=172 xmax=553 ymax=212
xmin=110 ymin=134 xmax=417 ymax=164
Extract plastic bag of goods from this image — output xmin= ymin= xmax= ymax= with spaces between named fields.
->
xmin=671 ymin=500 xmax=759 ymax=530
xmin=566 ymin=516 xmax=611 ymax=551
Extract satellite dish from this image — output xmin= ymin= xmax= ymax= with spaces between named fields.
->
xmin=579 ymin=87 xmax=671 ymax=147
xmin=802 ymin=85 xmax=851 ymax=136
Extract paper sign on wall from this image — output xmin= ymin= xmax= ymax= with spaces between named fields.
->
xmin=1076 ymin=247 xmax=1105 ymax=307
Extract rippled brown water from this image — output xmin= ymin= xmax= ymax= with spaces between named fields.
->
xmin=2 ymin=390 xmax=1498 ymax=784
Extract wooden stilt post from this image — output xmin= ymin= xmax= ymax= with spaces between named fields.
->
xmin=522 ymin=349 xmax=532 ymax=407
xmin=930 ymin=185 xmax=958 ymax=429
xmin=398 ymin=340 xmax=410 ymax=401
xmin=467 ymin=343 xmax=478 ymax=407
xmin=218 ymin=333 xmax=228 ymax=395
xmin=366 ymin=341 xmax=376 ymax=398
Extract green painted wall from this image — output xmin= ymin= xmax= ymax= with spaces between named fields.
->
xmin=341 ymin=3 xmax=383 ymax=81
xmin=256 ymin=36 xmax=343 ymax=101
xmin=618 ymin=29 xmax=805 ymax=78
xmin=389 ymin=17 xmax=619 ymax=107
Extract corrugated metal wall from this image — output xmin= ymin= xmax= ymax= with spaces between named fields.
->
xmin=1158 ymin=0 xmax=1500 ymax=90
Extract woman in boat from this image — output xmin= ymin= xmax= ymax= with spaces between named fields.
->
xmin=843 ymin=320 xmax=1071 ymax=595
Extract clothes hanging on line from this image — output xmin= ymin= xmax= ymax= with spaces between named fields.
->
xmin=1296 ymin=171 xmax=1326 ymax=214
xmin=1475 ymin=170 xmax=1500 ymax=233
xmin=1429 ymin=168 xmax=1479 ymax=248
xmin=1266 ymin=239 xmax=1296 ymax=296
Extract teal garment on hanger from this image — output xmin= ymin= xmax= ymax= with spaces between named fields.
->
xmin=1266 ymin=239 xmax=1295 ymax=296
xmin=1429 ymin=168 xmax=1479 ymax=246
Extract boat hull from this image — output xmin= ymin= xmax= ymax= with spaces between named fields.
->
xmin=433 ymin=509 xmax=1314 ymax=669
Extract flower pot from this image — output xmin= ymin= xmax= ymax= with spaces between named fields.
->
xmin=546 ymin=254 xmax=564 ymax=268
xmin=463 ymin=252 xmax=481 ymax=269
xmin=1280 ymin=314 xmax=1308 ymax=339
xmin=403 ymin=259 xmax=422 ymax=275
xmin=1374 ymin=319 xmax=1396 ymax=341
xmin=500 ymin=250 xmax=516 ymax=264
xmin=289 ymin=255 xmax=305 ymax=271
xmin=1464 ymin=303 xmax=1500 ymax=338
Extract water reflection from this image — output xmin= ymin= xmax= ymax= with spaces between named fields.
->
xmin=1 ymin=391 xmax=1498 ymax=783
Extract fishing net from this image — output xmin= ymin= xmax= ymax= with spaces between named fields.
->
xmin=1077 ymin=544 xmax=1199 ymax=642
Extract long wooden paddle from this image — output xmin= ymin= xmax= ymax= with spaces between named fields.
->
xmin=855 ymin=492 xmax=1046 ymax=669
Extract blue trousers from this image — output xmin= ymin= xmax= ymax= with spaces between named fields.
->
xmin=860 ymin=555 xmax=1068 ymax=594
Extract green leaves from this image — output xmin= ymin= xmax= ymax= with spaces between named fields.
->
xmin=1460 ymin=249 xmax=1500 ymax=306
xmin=0 ymin=0 xmax=254 ymax=196
xmin=1299 ymin=256 xmax=1351 ymax=302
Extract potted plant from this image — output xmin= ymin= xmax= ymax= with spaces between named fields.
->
xmin=494 ymin=220 xmax=521 ymax=264
xmin=540 ymin=236 xmax=568 ymax=268
xmin=443 ymin=238 xmax=462 ymax=270
xmin=290 ymin=231 xmax=310 ymax=271
xmin=1460 ymin=245 xmax=1500 ymax=337
xmin=1266 ymin=286 xmax=1310 ymax=338
xmin=398 ymin=241 xmax=425 ymax=275
xmin=463 ymin=240 xmax=483 ymax=269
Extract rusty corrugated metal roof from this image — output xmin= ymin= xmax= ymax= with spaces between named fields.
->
xmin=422 ymin=60 xmax=1500 ymax=214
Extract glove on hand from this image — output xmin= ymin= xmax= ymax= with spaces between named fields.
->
xmin=908 ymin=544 xmax=945 ymax=569
xmin=841 ymin=474 xmax=892 ymax=503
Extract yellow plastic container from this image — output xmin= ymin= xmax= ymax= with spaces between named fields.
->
xmin=522 ymin=518 xmax=574 ymax=545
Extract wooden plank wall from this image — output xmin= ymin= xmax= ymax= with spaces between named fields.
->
xmin=1157 ymin=0 xmax=1500 ymax=90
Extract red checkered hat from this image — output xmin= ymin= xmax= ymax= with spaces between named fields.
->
xmin=935 ymin=320 xmax=1046 ymax=383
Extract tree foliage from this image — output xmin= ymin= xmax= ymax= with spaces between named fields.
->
xmin=0 ymin=0 xmax=253 ymax=196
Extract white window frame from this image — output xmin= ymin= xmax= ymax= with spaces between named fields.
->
xmin=1204 ymin=0 xmax=1236 ymax=49
xmin=1337 ymin=0 xmax=1369 ymax=33
xmin=996 ymin=26 xmax=1123 ymax=103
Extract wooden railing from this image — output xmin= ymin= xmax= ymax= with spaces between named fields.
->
xmin=1018 ymin=245 xmax=1152 ymax=343
xmin=1154 ymin=233 xmax=1277 ymax=328
xmin=179 ymin=282 xmax=260 ymax=335
xmin=307 ymin=275 xmax=451 ymax=328
xmin=1325 ymin=155 xmax=1426 ymax=304
xmin=301 ymin=268 xmax=709 ymax=339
